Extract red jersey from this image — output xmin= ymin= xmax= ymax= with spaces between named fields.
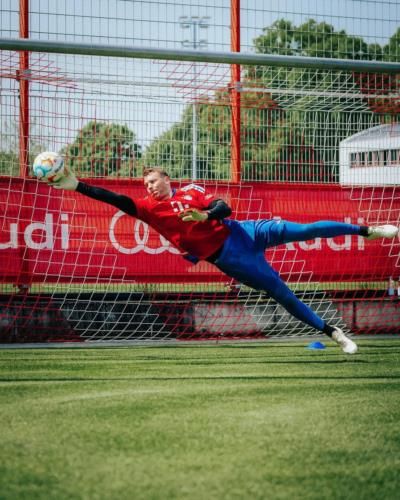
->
xmin=134 ymin=184 xmax=231 ymax=260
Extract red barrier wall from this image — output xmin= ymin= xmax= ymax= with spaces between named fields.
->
xmin=1 ymin=178 xmax=399 ymax=284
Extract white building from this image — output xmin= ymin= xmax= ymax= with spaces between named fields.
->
xmin=339 ymin=123 xmax=400 ymax=185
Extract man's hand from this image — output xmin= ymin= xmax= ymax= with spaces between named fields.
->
xmin=179 ymin=208 xmax=208 ymax=222
xmin=47 ymin=166 xmax=79 ymax=191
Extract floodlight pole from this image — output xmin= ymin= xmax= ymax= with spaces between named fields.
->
xmin=179 ymin=16 xmax=209 ymax=181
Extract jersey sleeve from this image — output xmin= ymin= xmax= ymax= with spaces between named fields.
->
xmin=193 ymin=187 xmax=227 ymax=213
xmin=76 ymin=182 xmax=137 ymax=216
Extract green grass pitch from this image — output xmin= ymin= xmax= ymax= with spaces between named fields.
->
xmin=1 ymin=339 xmax=400 ymax=500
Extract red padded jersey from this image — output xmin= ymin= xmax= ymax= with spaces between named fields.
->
xmin=134 ymin=184 xmax=231 ymax=260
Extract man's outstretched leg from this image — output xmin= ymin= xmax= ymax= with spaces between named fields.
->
xmin=260 ymin=267 xmax=358 ymax=354
xmin=321 ymin=325 xmax=357 ymax=354
xmin=214 ymin=248 xmax=358 ymax=354
xmin=255 ymin=219 xmax=399 ymax=247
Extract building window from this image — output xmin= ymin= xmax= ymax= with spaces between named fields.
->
xmin=349 ymin=149 xmax=400 ymax=168
xmin=390 ymin=149 xmax=400 ymax=166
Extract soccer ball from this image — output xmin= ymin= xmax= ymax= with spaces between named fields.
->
xmin=32 ymin=151 xmax=64 ymax=182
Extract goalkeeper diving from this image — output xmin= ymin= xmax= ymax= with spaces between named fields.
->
xmin=43 ymin=165 xmax=399 ymax=353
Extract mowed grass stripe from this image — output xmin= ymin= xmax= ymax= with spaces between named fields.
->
xmin=0 ymin=340 xmax=399 ymax=500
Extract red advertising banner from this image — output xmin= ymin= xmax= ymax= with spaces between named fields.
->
xmin=1 ymin=178 xmax=399 ymax=285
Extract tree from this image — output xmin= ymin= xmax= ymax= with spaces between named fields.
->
xmin=0 ymin=151 xmax=19 ymax=176
xmin=253 ymin=18 xmax=382 ymax=60
xmin=383 ymin=27 xmax=400 ymax=62
xmin=144 ymin=19 xmax=397 ymax=182
xmin=0 ymin=120 xmax=45 ymax=177
xmin=143 ymin=99 xmax=231 ymax=180
xmin=245 ymin=19 xmax=389 ymax=180
xmin=62 ymin=121 xmax=142 ymax=177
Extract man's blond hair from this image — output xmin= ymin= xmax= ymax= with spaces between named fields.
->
xmin=142 ymin=166 xmax=169 ymax=178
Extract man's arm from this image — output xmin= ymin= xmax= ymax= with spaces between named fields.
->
xmin=48 ymin=166 xmax=137 ymax=216
xmin=76 ymin=182 xmax=137 ymax=216
xmin=206 ymin=199 xmax=232 ymax=220
xmin=179 ymin=199 xmax=232 ymax=222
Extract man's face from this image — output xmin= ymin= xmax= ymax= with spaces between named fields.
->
xmin=144 ymin=171 xmax=172 ymax=201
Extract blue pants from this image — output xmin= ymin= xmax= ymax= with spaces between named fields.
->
xmin=214 ymin=219 xmax=362 ymax=331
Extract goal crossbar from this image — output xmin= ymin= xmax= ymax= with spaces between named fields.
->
xmin=1 ymin=37 xmax=400 ymax=73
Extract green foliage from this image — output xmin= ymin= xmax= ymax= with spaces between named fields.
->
xmin=0 ymin=151 xmax=19 ymax=176
xmin=143 ymin=100 xmax=231 ymax=180
xmin=62 ymin=121 xmax=142 ymax=177
xmin=143 ymin=18 xmax=400 ymax=182
xmin=243 ymin=18 xmax=396 ymax=180
xmin=384 ymin=27 xmax=400 ymax=62
xmin=253 ymin=18 xmax=383 ymax=60
xmin=0 ymin=120 xmax=45 ymax=177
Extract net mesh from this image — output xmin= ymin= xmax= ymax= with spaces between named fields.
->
xmin=0 ymin=0 xmax=400 ymax=342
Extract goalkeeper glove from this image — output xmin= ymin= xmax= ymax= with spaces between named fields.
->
xmin=179 ymin=208 xmax=208 ymax=222
xmin=48 ymin=166 xmax=78 ymax=191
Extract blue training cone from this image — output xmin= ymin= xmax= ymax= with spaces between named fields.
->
xmin=307 ymin=341 xmax=326 ymax=350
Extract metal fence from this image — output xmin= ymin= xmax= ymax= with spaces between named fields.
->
xmin=1 ymin=0 xmax=399 ymax=182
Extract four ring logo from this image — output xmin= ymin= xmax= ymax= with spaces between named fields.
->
xmin=109 ymin=210 xmax=180 ymax=255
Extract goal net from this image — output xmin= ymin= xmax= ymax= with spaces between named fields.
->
xmin=0 ymin=2 xmax=399 ymax=343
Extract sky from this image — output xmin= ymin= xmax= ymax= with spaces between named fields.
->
xmin=0 ymin=0 xmax=399 ymax=151
xmin=1 ymin=0 xmax=397 ymax=49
